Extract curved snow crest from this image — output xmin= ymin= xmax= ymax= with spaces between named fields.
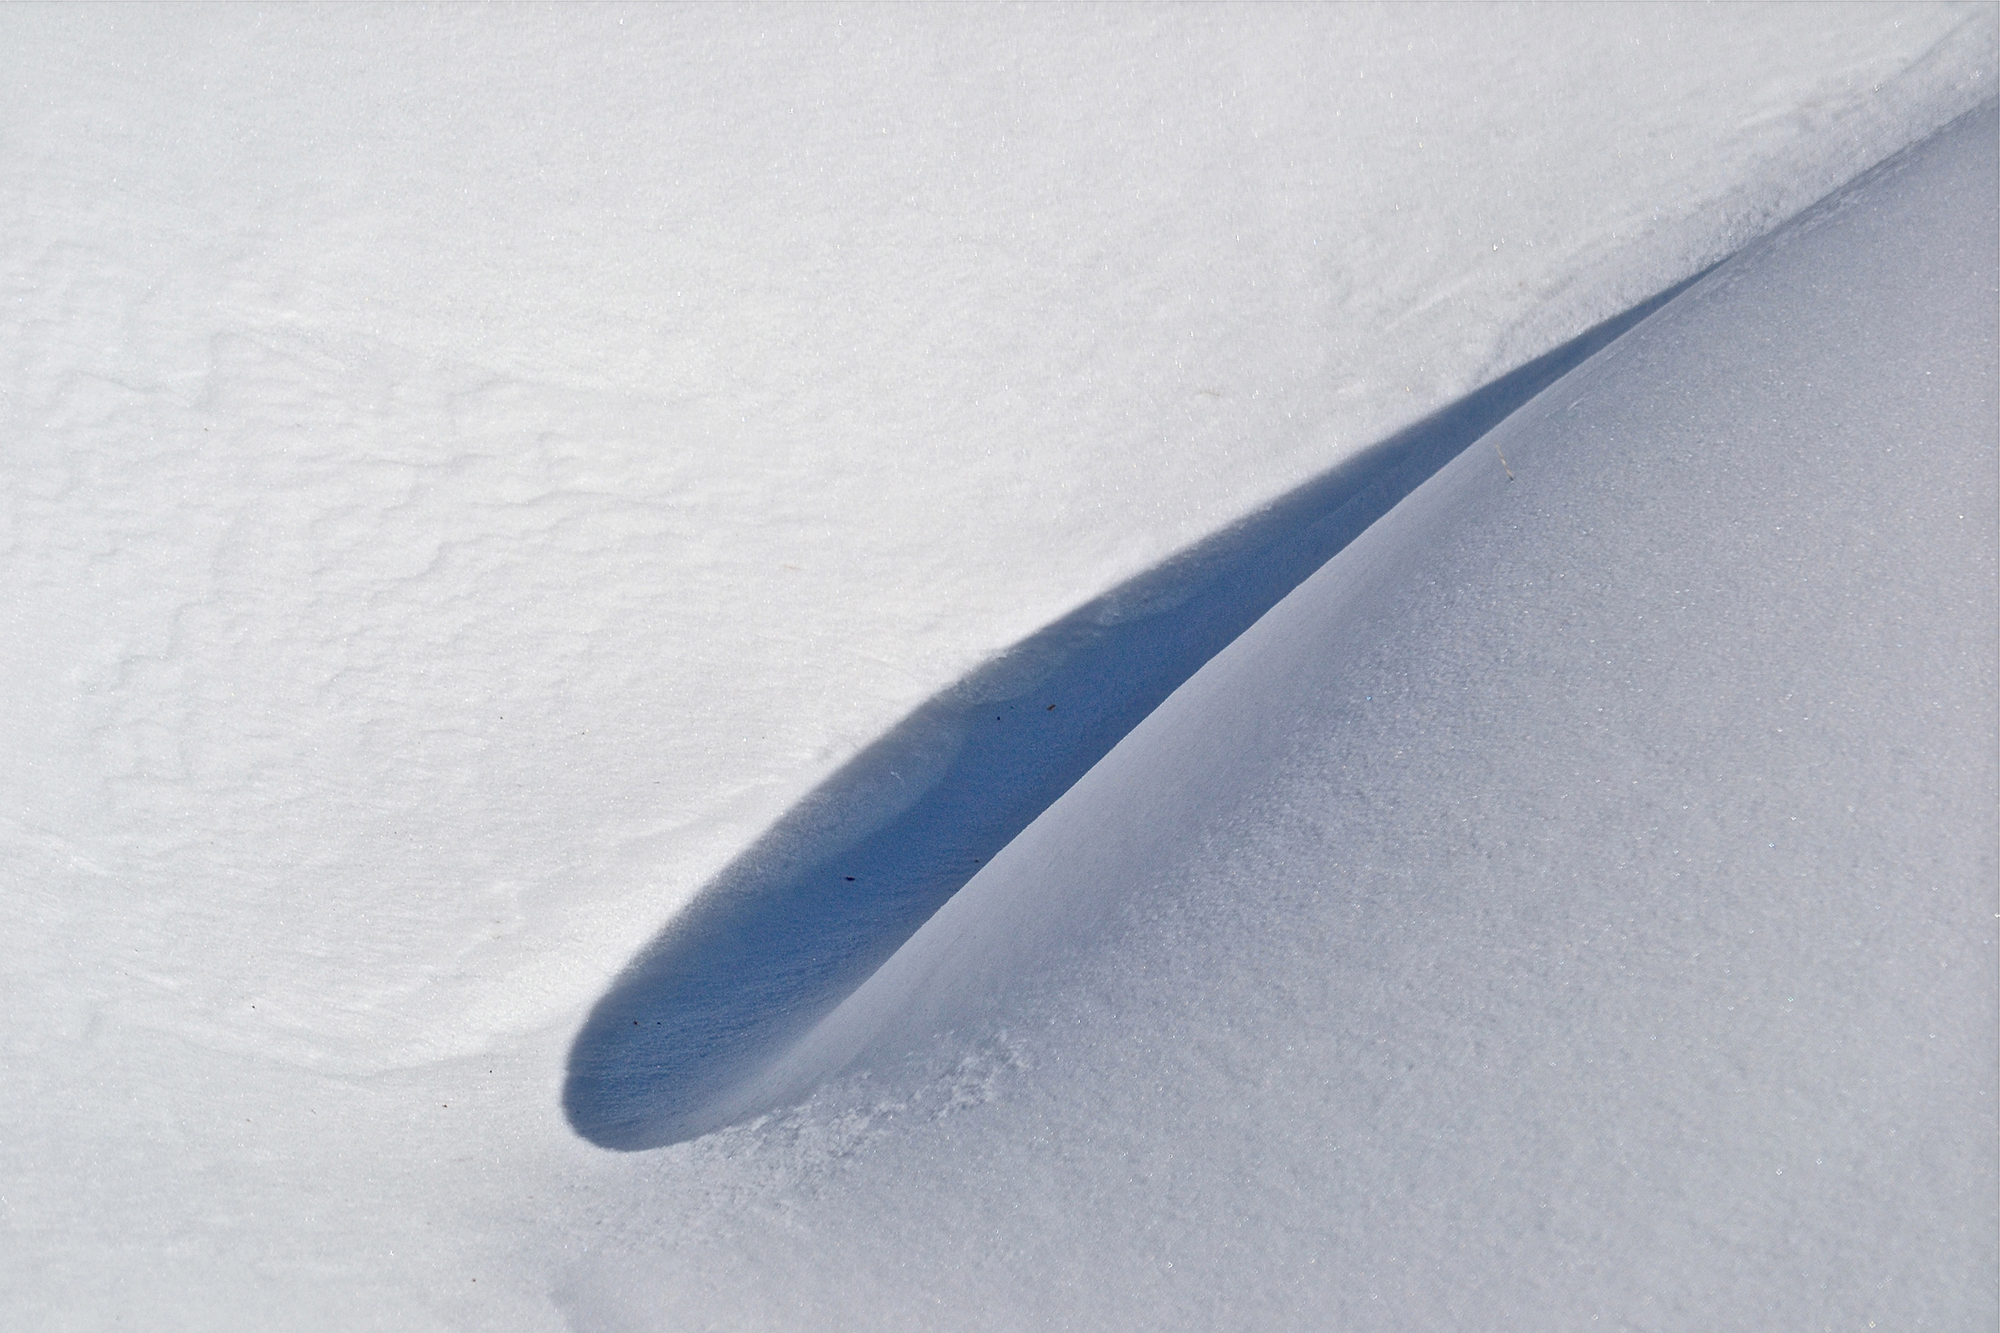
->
xmin=561 ymin=276 xmax=1703 ymax=1150
xmin=678 ymin=104 xmax=1999 ymax=1325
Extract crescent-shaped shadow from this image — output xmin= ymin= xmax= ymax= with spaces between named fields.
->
xmin=564 ymin=269 xmax=1708 ymax=1150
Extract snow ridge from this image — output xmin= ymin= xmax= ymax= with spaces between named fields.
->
xmin=573 ymin=102 xmax=1999 ymax=1332
xmin=563 ymin=271 xmax=1705 ymax=1149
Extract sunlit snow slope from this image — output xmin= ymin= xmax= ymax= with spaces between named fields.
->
xmin=1 ymin=7 xmax=1994 ymax=1330
xmin=565 ymin=103 xmax=1998 ymax=1333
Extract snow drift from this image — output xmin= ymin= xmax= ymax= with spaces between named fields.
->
xmin=4 ymin=7 xmax=1995 ymax=1327
xmin=563 ymin=270 xmax=1707 ymax=1151
xmin=569 ymin=102 xmax=1999 ymax=1332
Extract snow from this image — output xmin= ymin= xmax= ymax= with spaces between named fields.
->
xmin=607 ymin=100 xmax=1993 ymax=1332
xmin=1 ymin=6 xmax=1994 ymax=1328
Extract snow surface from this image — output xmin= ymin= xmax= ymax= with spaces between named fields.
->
xmin=600 ymin=100 xmax=1994 ymax=1333
xmin=1 ymin=6 xmax=1995 ymax=1328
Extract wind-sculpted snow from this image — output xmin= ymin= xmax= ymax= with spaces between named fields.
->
xmin=4 ymin=6 xmax=1996 ymax=1326
xmin=562 ymin=275 xmax=1702 ymax=1149
xmin=571 ymin=104 xmax=1998 ymax=1331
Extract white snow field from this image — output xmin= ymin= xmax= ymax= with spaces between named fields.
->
xmin=596 ymin=99 xmax=1994 ymax=1332
xmin=1 ymin=6 xmax=1994 ymax=1329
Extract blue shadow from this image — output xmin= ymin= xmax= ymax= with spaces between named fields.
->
xmin=564 ymin=272 xmax=1705 ymax=1149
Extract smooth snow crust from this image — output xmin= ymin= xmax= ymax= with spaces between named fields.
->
xmin=570 ymin=103 xmax=1999 ymax=1332
xmin=1 ymin=7 xmax=1994 ymax=1328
